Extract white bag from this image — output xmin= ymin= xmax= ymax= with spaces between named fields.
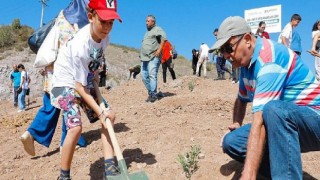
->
xmin=33 ymin=22 xmax=59 ymax=68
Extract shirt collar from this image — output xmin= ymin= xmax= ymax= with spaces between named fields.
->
xmin=248 ymin=37 xmax=263 ymax=69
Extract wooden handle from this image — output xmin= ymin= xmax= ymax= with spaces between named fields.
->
xmin=93 ymin=81 xmax=124 ymax=161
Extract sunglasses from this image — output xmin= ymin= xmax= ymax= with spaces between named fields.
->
xmin=220 ymin=34 xmax=245 ymax=54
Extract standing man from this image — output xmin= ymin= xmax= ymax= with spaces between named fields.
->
xmin=278 ymin=14 xmax=301 ymax=48
xmin=196 ymin=43 xmax=210 ymax=77
xmin=192 ymin=49 xmax=201 ymax=76
xmin=10 ymin=64 xmax=21 ymax=108
xmin=140 ymin=15 xmax=167 ymax=103
xmin=212 ymin=16 xmax=320 ymax=179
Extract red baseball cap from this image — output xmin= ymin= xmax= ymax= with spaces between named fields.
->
xmin=88 ymin=0 xmax=122 ymax=22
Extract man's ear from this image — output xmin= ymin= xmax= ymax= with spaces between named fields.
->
xmin=244 ymin=33 xmax=252 ymax=47
xmin=87 ymin=13 xmax=94 ymax=23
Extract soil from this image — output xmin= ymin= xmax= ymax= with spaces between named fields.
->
xmin=1 ymin=76 xmax=320 ymax=180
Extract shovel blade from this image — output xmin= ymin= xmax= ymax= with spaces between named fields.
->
xmin=106 ymin=171 xmax=149 ymax=180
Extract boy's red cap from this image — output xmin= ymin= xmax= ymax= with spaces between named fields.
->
xmin=88 ymin=0 xmax=122 ymax=22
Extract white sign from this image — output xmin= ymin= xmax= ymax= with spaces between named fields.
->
xmin=244 ymin=5 xmax=281 ymax=34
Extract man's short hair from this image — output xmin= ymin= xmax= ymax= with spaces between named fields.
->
xmin=147 ymin=15 xmax=156 ymax=22
xmin=214 ymin=28 xmax=219 ymax=33
xmin=291 ymin=14 xmax=301 ymax=21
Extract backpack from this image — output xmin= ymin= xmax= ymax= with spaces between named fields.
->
xmin=161 ymin=40 xmax=172 ymax=63
xmin=172 ymin=45 xmax=178 ymax=59
xmin=28 ymin=19 xmax=56 ymax=54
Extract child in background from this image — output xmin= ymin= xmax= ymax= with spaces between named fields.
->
xmin=50 ymin=0 xmax=122 ymax=179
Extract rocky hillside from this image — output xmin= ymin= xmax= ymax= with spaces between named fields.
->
xmin=0 ymin=45 xmax=217 ymax=101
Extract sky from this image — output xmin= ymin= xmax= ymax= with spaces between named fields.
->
xmin=0 ymin=0 xmax=318 ymax=71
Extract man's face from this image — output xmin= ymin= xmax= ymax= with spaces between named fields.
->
xmin=146 ymin=17 xmax=155 ymax=29
xmin=13 ymin=64 xmax=17 ymax=71
xmin=214 ymin=31 xmax=218 ymax=38
xmin=220 ymin=33 xmax=253 ymax=68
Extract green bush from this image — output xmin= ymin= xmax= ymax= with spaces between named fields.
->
xmin=178 ymin=145 xmax=202 ymax=179
xmin=0 ymin=26 xmax=14 ymax=48
xmin=11 ymin=19 xmax=21 ymax=30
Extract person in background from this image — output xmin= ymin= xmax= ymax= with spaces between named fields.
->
xmin=255 ymin=21 xmax=270 ymax=39
xmin=192 ymin=49 xmax=201 ymax=76
xmin=99 ymin=61 xmax=108 ymax=87
xmin=196 ymin=43 xmax=209 ymax=77
xmin=20 ymin=0 xmax=88 ymax=157
xmin=128 ymin=64 xmax=141 ymax=80
xmin=291 ymin=29 xmax=302 ymax=56
xmin=278 ymin=14 xmax=301 ymax=48
xmin=311 ymin=20 xmax=320 ymax=80
xmin=17 ymin=64 xmax=30 ymax=113
xmin=140 ymin=15 xmax=167 ymax=103
xmin=161 ymin=40 xmax=176 ymax=83
xmin=10 ymin=64 xmax=21 ymax=108
xmin=212 ymin=16 xmax=320 ymax=179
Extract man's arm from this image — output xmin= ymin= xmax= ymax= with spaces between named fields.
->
xmin=240 ymin=111 xmax=266 ymax=179
xmin=311 ymin=32 xmax=320 ymax=57
xmin=154 ymin=39 xmax=166 ymax=57
xmin=229 ymin=97 xmax=247 ymax=130
xmin=281 ymin=36 xmax=288 ymax=47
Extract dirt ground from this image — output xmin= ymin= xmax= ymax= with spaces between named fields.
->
xmin=1 ymin=77 xmax=320 ymax=180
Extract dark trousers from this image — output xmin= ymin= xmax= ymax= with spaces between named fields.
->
xmin=162 ymin=59 xmax=176 ymax=83
xmin=13 ymin=86 xmax=19 ymax=107
xmin=99 ymin=75 xmax=106 ymax=87
xmin=232 ymin=67 xmax=240 ymax=82
xmin=193 ymin=63 xmax=202 ymax=76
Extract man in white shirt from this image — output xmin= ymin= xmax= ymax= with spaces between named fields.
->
xmin=196 ymin=43 xmax=210 ymax=77
xmin=278 ymin=14 xmax=301 ymax=48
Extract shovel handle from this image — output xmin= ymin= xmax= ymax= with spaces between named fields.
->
xmin=93 ymin=81 xmax=124 ymax=161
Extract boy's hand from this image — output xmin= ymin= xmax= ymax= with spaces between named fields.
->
xmin=100 ymin=109 xmax=116 ymax=124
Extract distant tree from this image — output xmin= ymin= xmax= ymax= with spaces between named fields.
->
xmin=11 ymin=19 xmax=21 ymax=30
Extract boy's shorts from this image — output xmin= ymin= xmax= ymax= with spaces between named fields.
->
xmin=50 ymin=87 xmax=109 ymax=130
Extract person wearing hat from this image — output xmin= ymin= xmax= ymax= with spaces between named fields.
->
xmin=50 ymin=0 xmax=122 ymax=179
xmin=213 ymin=16 xmax=320 ymax=179
xmin=140 ymin=15 xmax=167 ymax=103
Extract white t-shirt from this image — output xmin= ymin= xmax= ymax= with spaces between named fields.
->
xmin=312 ymin=30 xmax=320 ymax=38
xmin=199 ymin=43 xmax=210 ymax=58
xmin=20 ymin=71 xmax=29 ymax=89
xmin=278 ymin=23 xmax=292 ymax=47
xmin=52 ymin=24 xmax=109 ymax=88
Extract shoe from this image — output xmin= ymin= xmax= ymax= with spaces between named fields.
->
xmin=57 ymin=176 xmax=71 ymax=180
xmin=145 ymin=96 xmax=151 ymax=102
xmin=20 ymin=131 xmax=35 ymax=156
xmin=232 ymin=80 xmax=236 ymax=84
xmin=149 ymin=95 xmax=158 ymax=103
xmin=17 ymin=109 xmax=25 ymax=113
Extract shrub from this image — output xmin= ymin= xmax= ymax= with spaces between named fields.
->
xmin=0 ymin=26 xmax=14 ymax=48
xmin=188 ymin=79 xmax=196 ymax=92
xmin=11 ymin=19 xmax=21 ymax=30
xmin=178 ymin=145 xmax=201 ymax=179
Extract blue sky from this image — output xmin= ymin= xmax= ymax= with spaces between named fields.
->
xmin=0 ymin=0 xmax=318 ymax=71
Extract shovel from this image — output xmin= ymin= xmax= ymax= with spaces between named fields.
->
xmin=94 ymin=82 xmax=149 ymax=180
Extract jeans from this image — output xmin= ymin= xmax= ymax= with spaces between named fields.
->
xmin=28 ymin=93 xmax=86 ymax=148
xmin=222 ymin=100 xmax=320 ymax=179
xmin=18 ymin=89 xmax=26 ymax=110
xmin=13 ymin=86 xmax=19 ymax=106
xmin=141 ymin=57 xmax=160 ymax=96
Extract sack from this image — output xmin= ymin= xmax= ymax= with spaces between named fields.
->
xmin=28 ymin=19 xmax=56 ymax=54
xmin=16 ymin=87 xmax=22 ymax=94
xmin=172 ymin=46 xmax=178 ymax=59
xmin=33 ymin=22 xmax=60 ymax=68
xmin=26 ymin=88 xmax=30 ymax=96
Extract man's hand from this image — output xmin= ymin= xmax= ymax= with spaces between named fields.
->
xmin=228 ymin=122 xmax=241 ymax=131
xmin=100 ymin=109 xmax=116 ymax=125
xmin=154 ymin=49 xmax=161 ymax=57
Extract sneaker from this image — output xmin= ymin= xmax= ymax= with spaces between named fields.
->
xmin=145 ymin=96 xmax=151 ymax=102
xmin=17 ymin=109 xmax=25 ymax=113
xmin=149 ymin=95 xmax=158 ymax=103
xmin=57 ymin=176 xmax=71 ymax=180
xmin=20 ymin=131 xmax=35 ymax=156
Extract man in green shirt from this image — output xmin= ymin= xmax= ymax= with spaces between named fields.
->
xmin=140 ymin=15 xmax=167 ymax=103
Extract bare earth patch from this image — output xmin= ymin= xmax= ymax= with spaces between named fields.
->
xmin=0 ymin=77 xmax=319 ymax=180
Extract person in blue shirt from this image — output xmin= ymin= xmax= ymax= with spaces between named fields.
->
xmin=291 ymin=29 xmax=302 ymax=56
xmin=10 ymin=64 xmax=21 ymax=107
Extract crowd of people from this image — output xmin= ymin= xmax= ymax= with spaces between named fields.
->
xmin=7 ymin=0 xmax=319 ymax=179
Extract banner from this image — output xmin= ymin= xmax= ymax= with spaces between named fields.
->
xmin=244 ymin=5 xmax=281 ymax=34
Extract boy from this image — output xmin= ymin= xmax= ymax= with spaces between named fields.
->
xmin=50 ymin=0 xmax=122 ymax=179
xmin=278 ymin=14 xmax=301 ymax=48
